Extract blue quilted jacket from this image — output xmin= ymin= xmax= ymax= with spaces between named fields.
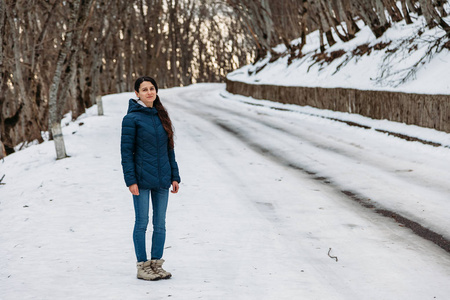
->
xmin=121 ymin=99 xmax=181 ymax=189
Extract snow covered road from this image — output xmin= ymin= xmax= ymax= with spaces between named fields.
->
xmin=175 ymin=84 xmax=450 ymax=238
xmin=1 ymin=83 xmax=450 ymax=299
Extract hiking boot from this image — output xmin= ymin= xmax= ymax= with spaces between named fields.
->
xmin=137 ymin=261 xmax=161 ymax=281
xmin=151 ymin=259 xmax=172 ymax=279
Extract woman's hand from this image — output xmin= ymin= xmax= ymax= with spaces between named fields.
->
xmin=129 ymin=184 xmax=139 ymax=195
xmin=171 ymin=181 xmax=179 ymax=194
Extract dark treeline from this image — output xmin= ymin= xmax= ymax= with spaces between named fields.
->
xmin=1 ymin=0 xmax=450 ymax=158
xmin=0 ymin=0 xmax=253 ymax=157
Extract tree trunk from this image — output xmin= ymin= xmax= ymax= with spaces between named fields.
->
xmin=63 ymin=57 xmax=76 ymax=119
xmin=418 ymin=0 xmax=450 ymax=33
xmin=90 ymin=47 xmax=102 ymax=111
xmin=0 ymin=139 xmax=5 ymax=159
xmin=352 ymin=0 xmax=387 ymax=38
xmin=0 ymin=0 xmax=4 ymax=73
xmin=5 ymin=4 xmax=27 ymax=106
xmin=400 ymin=0 xmax=413 ymax=24
xmin=418 ymin=0 xmax=435 ymax=27
xmin=383 ymin=0 xmax=404 ymax=22
xmin=434 ymin=0 xmax=447 ymax=17
xmin=321 ymin=0 xmax=349 ymax=42
xmin=319 ymin=27 xmax=326 ymax=53
xmin=59 ymin=0 xmax=94 ymax=114
xmin=405 ymin=0 xmax=418 ymax=14
xmin=48 ymin=0 xmax=80 ymax=160
xmin=374 ymin=0 xmax=389 ymax=29
xmin=339 ymin=0 xmax=360 ymax=38
xmin=4 ymin=1 xmax=43 ymax=148
xmin=260 ymin=0 xmax=274 ymax=46
xmin=51 ymin=122 xmax=67 ymax=160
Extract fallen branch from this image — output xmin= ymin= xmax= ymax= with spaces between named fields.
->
xmin=328 ymin=248 xmax=338 ymax=262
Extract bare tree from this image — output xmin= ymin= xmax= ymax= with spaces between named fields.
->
xmin=418 ymin=0 xmax=450 ymax=33
xmin=226 ymin=0 xmax=278 ymax=59
xmin=1 ymin=0 xmax=257 ymax=157
xmin=48 ymin=0 xmax=94 ymax=159
xmin=0 ymin=0 xmax=5 ymax=81
xmin=48 ymin=0 xmax=80 ymax=159
xmin=4 ymin=0 xmax=449 ymax=159
xmin=2 ymin=1 xmax=44 ymax=154
xmin=0 ymin=139 xmax=5 ymax=159
xmin=384 ymin=0 xmax=404 ymax=22
xmin=400 ymin=0 xmax=414 ymax=24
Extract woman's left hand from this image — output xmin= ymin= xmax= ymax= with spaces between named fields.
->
xmin=171 ymin=181 xmax=179 ymax=194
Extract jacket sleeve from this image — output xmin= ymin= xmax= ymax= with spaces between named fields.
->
xmin=121 ymin=115 xmax=137 ymax=187
xmin=168 ymin=148 xmax=181 ymax=183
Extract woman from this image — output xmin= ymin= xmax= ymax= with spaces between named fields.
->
xmin=121 ymin=76 xmax=181 ymax=281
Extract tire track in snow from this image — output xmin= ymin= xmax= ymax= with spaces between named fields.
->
xmin=201 ymin=100 xmax=450 ymax=196
xmin=167 ymin=88 xmax=450 ymax=254
xmin=167 ymin=106 xmax=372 ymax=299
xmin=219 ymin=92 xmax=449 ymax=149
xmin=212 ymin=119 xmax=450 ymax=254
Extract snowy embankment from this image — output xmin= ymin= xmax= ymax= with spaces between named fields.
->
xmin=227 ymin=18 xmax=450 ymax=95
xmin=1 ymin=84 xmax=450 ymax=299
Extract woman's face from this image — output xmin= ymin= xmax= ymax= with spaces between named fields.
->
xmin=135 ymin=81 xmax=157 ymax=107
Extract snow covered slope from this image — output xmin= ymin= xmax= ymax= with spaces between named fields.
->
xmin=1 ymin=84 xmax=450 ymax=299
xmin=228 ymin=18 xmax=450 ymax=95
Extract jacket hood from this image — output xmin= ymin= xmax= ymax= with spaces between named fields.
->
xmin=127 ymin=99 xmax=158 ymax=115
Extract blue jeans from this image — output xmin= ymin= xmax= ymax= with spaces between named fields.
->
xmin=132 ymin=188 xmax=169 ymax=262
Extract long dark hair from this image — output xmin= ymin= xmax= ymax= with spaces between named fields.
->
xmin=134 ymin=76 xmax=175 ymax=149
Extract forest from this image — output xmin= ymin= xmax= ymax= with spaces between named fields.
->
xmin=1 ymin=0 xmax=449 ymax=159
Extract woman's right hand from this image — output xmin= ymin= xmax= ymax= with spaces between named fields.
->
xmin=129 ymin=184 xmax=139 ymax=195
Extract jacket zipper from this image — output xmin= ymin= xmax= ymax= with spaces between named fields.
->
xmin=151 ymin=113 xmax=162 ymax=187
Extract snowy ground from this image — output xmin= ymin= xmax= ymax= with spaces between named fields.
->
xmin=1 ymin=84 xmax=450 ymax=300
